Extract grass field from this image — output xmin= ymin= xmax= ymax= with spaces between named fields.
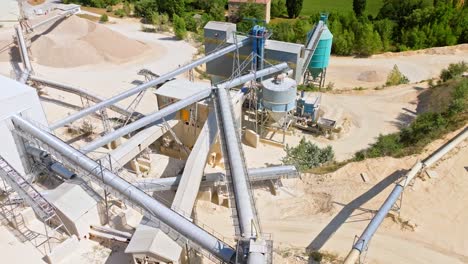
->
xmin=300 ymin=0 xmax=433 ymax=17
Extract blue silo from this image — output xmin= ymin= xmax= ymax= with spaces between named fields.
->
xmin=308 ymin=14 xmax=333 ymax=79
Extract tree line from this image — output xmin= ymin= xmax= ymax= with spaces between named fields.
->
xmin=268 ymin=0 xmax=467 ymax=56
xmin=65 ymin=0 xmax=466 ymax=55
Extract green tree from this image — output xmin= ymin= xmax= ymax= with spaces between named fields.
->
xmin=440 ymin=61 xmax=468 ymax=81
xmin=238 ymin=1 xmax=265 ymax=20
xmin=286 ymin=0 xmax=303 ymax=18
xmin=373 ymin=19 xmax=394 ymax=51
xmin=158 ymin=0 xmax=185 ymax=18
xmin=355 ymin=23 xmax=383 ymax=56
xmin=271 ymin=0 xmax=287 ymax=17
xmin=123 ymin=2 xmax=132 ymax=16
xmin=353 ymin=0 xmax=366 ymax=16
xmin=333 ymin=29 xmax=355 ymax=55
xmin=209 ymin=0 xmax=226 ymax=21
xmin=293 ymin=19 xmax=310 ymax=43
xmin=184 ymin=13 xmax=198 ymax=32
xmin=134 ymin=0 xmax=158 ymax=22
xmin=173 ymin=14 xmax=187 ymax=39
xmin=152 ymin=12 xmax=170 ymax=32
xmin=386 ymin=65 xmax=410 ymax=86
xmin=282 ymin=137 xmax=335 ymax=171
xmin=270 ymin=21 xmax=295 ymax=42
xmin=99 ymin=14 xmax=109 ymax=22
xmin=114 ymin=9 xmax=126 ymax=17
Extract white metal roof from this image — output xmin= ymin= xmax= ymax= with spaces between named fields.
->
xmin=265 ymin=39 xmax=304 ymax=54
xmin=204 ymin=21 xmax=236 ymax=31
xmin=262 ymin=76 xmax=296 ymax=91
xmin=43 ymin=182 xmax=98 ymax=221
xmin=0 ymin=75 xmax=35 ymax=101
xmin=154 ymin=79 xmax=211 ymax=100
xmin=125 ymin=217 xmax=182 ymax=262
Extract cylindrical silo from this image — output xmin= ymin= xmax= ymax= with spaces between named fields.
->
xmin=308 ymin=14 xmax=333 ymax=78
xmin=261 ymin=75 xmax=297 ymax=123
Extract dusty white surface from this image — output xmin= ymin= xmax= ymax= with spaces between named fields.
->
xmin=244 ymin=83 xmax=424 ymax=163
xmin=327 ymin=44 xmax=468 ymax=89
xmin=198 ymin=128 xmax=468 ymax=264
xmin=0 ymin=10 xmax=466 ymax=264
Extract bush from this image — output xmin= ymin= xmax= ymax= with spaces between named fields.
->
xmin=271 ymin=0 xmax=287 ymax=17
xmin=106 ymin=5 xmax=113 ymax=12
xmin=282 ymin=137 xmax=335 ymax=171
xmin=354 ymin=76 xmax=468 ymax=160
xmin=173 ymin=14 xmax=187 ymax=39
xmin=385 ymin=65 xmax=409 ymax=86
xmin=114 ymin=9 xmax=125 ymax=18
xmin=99 ymin=14 xmax=109 ymax=23
xmin=440 ymin=61 xmax=467 ymax=82
xmin=151 ymin=12 xmax=170 ymax=32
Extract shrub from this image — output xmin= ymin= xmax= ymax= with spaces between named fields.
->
xmin=271 ymin=0 xmax=287 ymax=17
xmin=385 ymin=65 xmax=409 ymax=86
xmin=282 ymin=137 xmax=335 ymax=171
xmin=114 ymin=9 xmax=125 ymax=18
xmin=440 ymin=61 xmax=467 ymax=82
xmin=99 ymin=14 xmax=109 ymax=23
xmin=106 ymin=5 xmax=113 ymax=12
xmin=151 ymin=12 xmax=170 ymax=32
xmin=173 ymin=14 xmax=187 ymax=39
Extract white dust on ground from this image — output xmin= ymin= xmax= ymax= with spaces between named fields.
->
xmin=243 ymin=83 xmax=424 ymax=163
xmin=327 ymin=44 xmax=468 ymax=89
xmin=29 ymin=15 xmax=149 ymax=68
xmin=196 ymin=127 xmax=468 ymax=264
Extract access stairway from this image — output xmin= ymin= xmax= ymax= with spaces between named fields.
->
xmin=0 ymin=156 xmax=69 ymax=252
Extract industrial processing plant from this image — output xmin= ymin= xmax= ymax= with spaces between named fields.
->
xmin=0 ymin=1 xmax=467 ymax=264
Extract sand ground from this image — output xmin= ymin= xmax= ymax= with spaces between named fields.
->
xmin=197 ymin=128 xmax=468 ymax=264
xmin=0 ymin=11 xmax=466 ymax=264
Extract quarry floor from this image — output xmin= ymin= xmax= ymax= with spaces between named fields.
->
xmin=0 ymin=11 xmax=467 ymax=264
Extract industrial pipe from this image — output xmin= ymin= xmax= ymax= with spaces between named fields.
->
xmin=133 ymin=165 xmax=299 ymax=192
xmin=301 ymin=21 xmax=324 ymax=76
xmin=30 ymin=8 xmax=80 ymax=31
xmin=26 ymin=145 xmax=77 ymax=180
xmin=90 ymin=225 xmax=132 ymax=239
xmin=11 ymin=115 xmax=236 ymax=262
xmin=80 ymin=63 xmax=289 ymax=153
xmin=80 ymin=89 xmax=211 ymax=153
xmin=216 ymin=87 xmax=267 ymax=264
xmin=344 ymin=127 xmax=468 ymax=264
xmin=19 ymin=69 xmax=30 ymax=84
xmin=422 ymin=127 xmax=468 ymax=168
xmin=15 ymin=25 xmax=32 ymax=73
xmin=29 ymin=76 xmax=133 ymax=118
xmin=216 ymin=87 xmax=258 ymax=237
xmin=49 ymin=38 xmax=252 ymax=130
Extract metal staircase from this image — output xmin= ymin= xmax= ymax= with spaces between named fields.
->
xmin=117 ymin=68 xmax=160 ymax=128
xmin=0 ymin=156 xmax=69 ymax=252
xmin=13 ymin=125 xmax=234 ymax=264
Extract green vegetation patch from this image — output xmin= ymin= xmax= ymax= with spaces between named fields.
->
xmin=282 ymin=137 xmax=335 ymax=171
xmin=355 ymin=63 xmax=468 ymax=160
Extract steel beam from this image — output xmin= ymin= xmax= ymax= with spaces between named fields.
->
xmin=49 ymin=38 xmax=251 ymax=130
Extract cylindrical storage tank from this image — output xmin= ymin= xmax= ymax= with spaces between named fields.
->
xmin=308 ymin=15 xmax=333 ymax=78
xmin=261 ymin=76 xmax=297 ymax=122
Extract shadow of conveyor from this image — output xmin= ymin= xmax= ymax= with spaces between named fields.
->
xmin=306 ymin=169 xmax=406 ymax=252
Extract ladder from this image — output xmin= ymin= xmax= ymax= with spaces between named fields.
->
xmin=118 ymin=68 xmax=161 ymax=128
xmin=99 ymin=108 xmax=112 ymax=134
xmin=13 ymin=126 xmax=233 ymax=264
xmin=0 ymin=156 xmax=69 ymax=252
